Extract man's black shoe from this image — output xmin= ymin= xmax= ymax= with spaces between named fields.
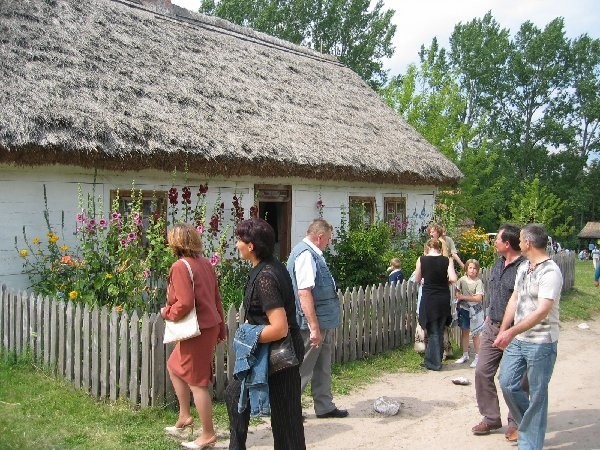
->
xmin=316 ymin=408 xmax=349 ymax=419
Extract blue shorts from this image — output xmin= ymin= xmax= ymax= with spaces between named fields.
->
xmin=457 ymin=307 xmax=470 ymax=330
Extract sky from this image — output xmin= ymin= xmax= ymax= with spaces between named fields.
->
xmin=171 ymin=0 xmax=600 ymax=77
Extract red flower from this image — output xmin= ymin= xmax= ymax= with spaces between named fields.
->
xmin=182 ymin=186 xmax=192 ymax=205
xmin=168 ymin=187 xmax=178 ymax=206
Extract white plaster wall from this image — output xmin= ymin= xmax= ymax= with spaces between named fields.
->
xmin=1 ymin=164 xmax=438 ymax=291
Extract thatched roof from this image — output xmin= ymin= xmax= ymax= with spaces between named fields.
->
xmin=577 ymin=222 xmax=600 ymax=239
xmin=0 ymin=0 xmax=463 ymax=185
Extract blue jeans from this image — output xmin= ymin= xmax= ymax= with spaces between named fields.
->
xmin=499 ymin=339 xmax=557 ymax=450
xmin=424 ymin=317 xmax=446 ymax=370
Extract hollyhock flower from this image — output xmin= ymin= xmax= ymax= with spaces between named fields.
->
xmin=19 ymin=249 xmax=28 ymax=257
xmin=68 ymin=291 xmax=79 ymax=300
xmin=182 ymin=186 xmax=192 ymax=204
xmin=168 ymin=187 xmax=178 ymax=206
xmin=98 ymin=218 xmax=108 ymax=230
xmin=196 ymin=225 xmax=204 ymax=234
xmin=209 ymin=253 xmax=221 ymax=266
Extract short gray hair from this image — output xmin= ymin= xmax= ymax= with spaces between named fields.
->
xmin=307 ymin=218 xmax=332 ymax=236
xmin=521 ymin=223 xmax=548 ymax=249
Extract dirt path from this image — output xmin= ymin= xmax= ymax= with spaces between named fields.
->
xmin=219 ymin=319 xmax=600 ymax=449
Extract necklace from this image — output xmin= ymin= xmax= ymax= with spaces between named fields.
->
xmin=527 ymin=258 xmax=550 ymax=274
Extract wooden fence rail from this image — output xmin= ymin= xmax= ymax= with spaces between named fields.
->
xmin=0 ymin=253 xmax=575 ymax=408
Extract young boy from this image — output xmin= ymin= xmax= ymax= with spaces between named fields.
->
xmin=387 ymin=258 xmax=404 ymax=284
xmin=454 ymin=259 xmax=484 ymax=368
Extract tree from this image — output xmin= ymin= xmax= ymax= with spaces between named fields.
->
xmin=381 ymin=12 xmax=600 ymax=237
xmin=380 ymin=38 xmax=465 ymax=160
xmin=199 ymin=0 xmax=396 ymax=88
xmin=449 ymin=12 xmax=512 ymax=153
xmin=502 ymin=177 xmax=574 ymax=240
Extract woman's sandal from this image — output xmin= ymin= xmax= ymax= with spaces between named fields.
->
xmin=164 ymin=417 xmax=194 ymax=437
xmin=181 ymin=435 xmax=217 ymax=449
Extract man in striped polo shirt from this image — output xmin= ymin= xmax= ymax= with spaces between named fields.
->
xmin=494 ymin=223 xmax=562 ymax=450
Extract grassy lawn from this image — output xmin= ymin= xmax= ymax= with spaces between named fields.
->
xmin=559 ymin=260 xmax=600 ymax=321
xmin=1 ymin=258 xmax=597 ymax=449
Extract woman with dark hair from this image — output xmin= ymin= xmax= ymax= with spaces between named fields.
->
xmin=225 ymin=218 xmax=306 ymax=450
xmin=415 ymin=238 xmax=457 ymax=371
xmin=161 ymin=223 xmax=227 ymax=449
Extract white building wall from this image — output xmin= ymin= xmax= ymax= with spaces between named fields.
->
xmin=1 ymin=164 xmax=438 ymax=290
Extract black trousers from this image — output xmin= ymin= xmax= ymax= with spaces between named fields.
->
xmin=226 ymin=329 xmax=306 ymax=450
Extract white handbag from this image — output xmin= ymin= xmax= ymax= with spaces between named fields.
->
xmin=163 ymin=258 xmax=201 ymax=344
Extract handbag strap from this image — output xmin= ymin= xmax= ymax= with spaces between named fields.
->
xmin=179 ymin=258 xmax=195 ymax=289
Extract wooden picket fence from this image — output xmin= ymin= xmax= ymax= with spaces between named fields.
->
xmin=0 ymin=253 xmax=574 ymax=408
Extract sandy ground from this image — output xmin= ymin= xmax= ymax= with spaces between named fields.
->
xmin=216 ymin=319 xmax=600 ymax=449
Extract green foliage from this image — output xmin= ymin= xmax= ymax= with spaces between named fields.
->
xmin=502 ymin=177 xmax=575 ymax=240
xmin=15 ymin=179 xmax=252 ymax=313
xmin=326 ymin=209 xmax=392 ymax=290
xmin=383 ymin=231 xmax=426 ymax=279
xmin=381 ymin=11 xmax=600 ymax=237
xmin=456 ymin=227 xmax=496 ymax=269
xmin=200 ymin=0 xmax=396 ymax=88
xmin=217 ymin=258 xmax=251 ymax=311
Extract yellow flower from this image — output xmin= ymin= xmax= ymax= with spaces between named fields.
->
xmin=32 ymin=237 xmax=41 ymax=245
xmin=49 ymin=234 xmax=59 ymax=243
xmin=60 ymin=245 xmax=69 ymax=251
xmin=105 ymin=273 xmax=113 ymax=279
xmin=68 ymin=291 xmax=78 ymax=300
xmin=115 ymin=305 xmax=123 ymax=313
xmin=19 ymin=249 xmax=28 ymax=257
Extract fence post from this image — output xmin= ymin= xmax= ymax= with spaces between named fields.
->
xmin=140 ymin=313 xmax=151 ymax=408
xmin=109 ymin=308 xmax=120 ymax=402
xmin=74 ymin=303 xmax=82 ymax=389
xmin=129 ymin=310 xmax=140 ymax=406
xmin=65 ymin=302 xmax=74 ymax=382
xmin=151 ymin=314 xmax=165 ymax=407
xmin=119 ymin=310 xmax=130 ymax=402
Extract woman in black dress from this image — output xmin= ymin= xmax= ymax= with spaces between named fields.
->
xmin=415 ymin=238 xmax=457 ymax=370
xmin=225 ymin=218 xmax=306 ymax=450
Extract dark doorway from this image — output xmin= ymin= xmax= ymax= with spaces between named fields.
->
xmin=255 ymin=185 xmax=292 ymax=261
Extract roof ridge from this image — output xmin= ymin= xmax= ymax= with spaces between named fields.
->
xmin=112 ymin=0 xmax=341 ymax=66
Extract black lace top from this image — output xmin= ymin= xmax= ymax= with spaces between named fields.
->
xmin=244 ymin=257 xmax=299 ymax=330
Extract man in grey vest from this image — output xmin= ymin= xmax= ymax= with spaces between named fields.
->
xmin=287 ymin=219 xmax=348 ymax=419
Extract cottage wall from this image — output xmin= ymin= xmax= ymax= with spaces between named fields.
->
xmin=1 ymin=164 xmax=437 ymax=290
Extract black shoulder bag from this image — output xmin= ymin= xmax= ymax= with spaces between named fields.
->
xmin=243 ymin=262 xmax=299 ymax=375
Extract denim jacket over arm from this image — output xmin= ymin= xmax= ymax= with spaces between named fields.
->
xmin=233 ymin=323 xmax=270 ymax=416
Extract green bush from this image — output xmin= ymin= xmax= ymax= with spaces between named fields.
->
xmin=326 ymin=211 xmax=392 ymax=290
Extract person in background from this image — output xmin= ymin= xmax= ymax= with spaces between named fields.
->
xmin=225 ymin=218 xmax=305 ymax=450
xmin=426 ymin=223 xmax=465 ymax=270
xmin=594 ymin=261 xmax=600 ymax=288
xmin=387 ymin=258 xmax=404 ymax=285
xmin=287 ymin=219 xmax=349 ymax=419
xmin=414 ymin=238 xmax=457 ymax=371
xmin=454 ymin=259 xmax=484 ymax=368
xmin=471 ymin=224 xmax=525 ymax=442
xmin=591 ymin=245 xmax=600 ymax=270
xmin=161 ymin=224 xmax=227 ymax=450
xmin=495 ymin=224 xmax=562 ymax=450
